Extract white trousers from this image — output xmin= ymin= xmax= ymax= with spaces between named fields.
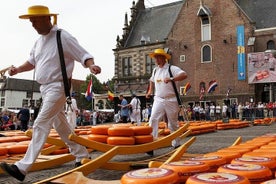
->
xmin=15 ymin=82 xmax=89 ymax=174
xmin=149 ymin=97 xmax=180 ymax=147
xmin=130 ymin=109 xmax=141 ymax=126
xmin=67 ymin=110 xmax=77 ymax=130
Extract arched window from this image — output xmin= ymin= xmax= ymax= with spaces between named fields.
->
xmin=201 ymin=45 xmax=212 ymax=63
xmin=267 ymin=40 xmax=275 ymax=50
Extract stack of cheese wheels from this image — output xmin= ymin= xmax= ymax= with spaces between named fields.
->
xmin=217 ymin=163 xmax=273 ymax=184
xmin=88 ymin=125 xmax=111 ymax=143
xmin=121 ymin=168 xmax=178 ymax=184
xmin=231 ymin=156 xmax=276 ymax=172
xmin=107 ymin=126 xmax=135 ymax=145
xmin=204 ymin=151 xmax=241 ymax=163
xmin=187 ymin=156 xmax=227 ymax=172
xmin=130 ymin=126 xmax=153 ymax=144
xmin=161 ymin=160 xmax=210 ymax=183
xmin=186 ymin=172 xmax=250 ymax=184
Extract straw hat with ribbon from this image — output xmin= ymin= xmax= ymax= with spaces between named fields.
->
xmin=19 ymin=5 xmax=58 ymax=25
xmin=149 ymin=48 xmax=171 ymax=60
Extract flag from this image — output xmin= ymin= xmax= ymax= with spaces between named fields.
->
xmin=207 ymin=80 xmax=218 ymax=93
xmin=226 ymin=88 xmax=232 ymax=97
xmin=199 ymin=87 xmax=205 ymax=100
xmin=108 ymin=90 xmax=114 ymax=101
xmin=85 ymin=78 xmax=93 ymax=101
xmin=182 ymin=82 xmax=191 ymax=95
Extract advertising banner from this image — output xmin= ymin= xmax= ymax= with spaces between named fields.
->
xmin=248 ymin=52 xmax=276 ymax=84
xmin=237 ymin=25 xmax=246 ymax=80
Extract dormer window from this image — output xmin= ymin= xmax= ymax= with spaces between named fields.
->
xmin=197 ymin=4 xmax=212 ymax=42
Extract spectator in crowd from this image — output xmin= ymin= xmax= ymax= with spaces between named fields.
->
xmin=118 ymin=94 xmax=129 ymax=123
xmin=0 ymin=115 xmax=15 ymax=131
xmin=17 ymin=105 xmax=30 ymax=132
xmin=209 ymin=103 xmax=215 ymax=121
xmin=215 ymin=103 xmax=221 ymax=120
xmin=92 ymin=110 xmax=98 ymax=126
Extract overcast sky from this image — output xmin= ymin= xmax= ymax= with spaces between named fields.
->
xmin=0 ymin=0 xmax=176 ymax=83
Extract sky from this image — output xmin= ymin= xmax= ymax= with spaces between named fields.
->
xmin=0 ymin=0 xmax=176 ymax=83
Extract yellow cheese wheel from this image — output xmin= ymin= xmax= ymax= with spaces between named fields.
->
xmin=130 ymin=126 xmax=152 ymax=135
xmin=7 ymin=145 xmax=28 ymax=154
xmin=0 ymin=147 xmax=8 ymax=156
xmin=121 ymin=168 xmax=178 ymax=184
xmin=217 ymin=163 xmax=273 ymax=183
xmin=107 ymin=136 xmax=135 ymax=145
xmin=161 ymin=160 xmax=210 ymax=183
xmin=243 ymin=152 xmax=276 ymax=159
xmin=87 ymin=134 xmax=108 ymax=143
xmin=134 ymin=135 xmax=153 ymax=144
xmin=231 ymin=156 xmax=276 ymax=171
xmin=90 ymin=125 xmax=111 ymax=135
xmin=108 ymin=127 xmax=134 ymax=136
xmin=188 ymin=156 xmax=227 ymax=172
xmin=186 ymin=172 xmax=250 ymax=184
xmin=50 ymin=148 xmax=69 ymax=155
xmin=204 ymin=152 xmax=241 ymax=163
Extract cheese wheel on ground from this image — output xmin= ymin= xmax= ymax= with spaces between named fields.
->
xmin=204 ymin=152 xmax=241 ymax=163
xmin=7 ymin=145 xmax=28 ymax=154
xmin=90 ymin=125 xmax=111 ymax=135
xmin=107 ymin=136 xmax=135 ymax=145
xmin=186 ymin=172 xmax=250 ymax=184
xmin=243 ymin=152 xmax=276 ymax=159
xmin=108 ymin=127 xmax=134 ymax=136
xmin=0 ymin=147 xmax=8 ymax=156
xmin=161 ymin=160 xmax=210 ymax=183
xmin=130 ymin=126 xmax=152 ymax=135
xmin=51 ymin=148 xmax=69 ymax=155
xmin=87 ymin=134 xmax=108 ymax=143
xmin=217 ymin=163 xmax=273 ymax=183
xmin=121 ymin=168 xmax=178 ymax=184
xmin=134 ymin=135 xmax=153 ymax=144
xmin=188 ymin=156 xmax=227 ymax=172
xmin=231 ymin=156 xmax=276 ymax=171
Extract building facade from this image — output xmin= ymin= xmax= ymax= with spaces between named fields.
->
xmin=113 ymin=0 xmax=276 ymax=110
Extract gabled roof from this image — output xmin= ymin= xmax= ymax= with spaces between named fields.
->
xmin=3 ymin=78 xmax=40 ymax=92
xmin=237 ymin=0 xmax=276 ymax=29
xmin=125 ymin=1 xmax=184 ymax=47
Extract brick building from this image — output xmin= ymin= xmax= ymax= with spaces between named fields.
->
xmin=113 ymin=0 xmax=276 ymax=109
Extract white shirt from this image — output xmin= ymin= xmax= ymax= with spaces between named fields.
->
xmin=28 ymin=26 xmax=93 ymax=84
xmin=150 ymin=63 xmax=186 ymax=98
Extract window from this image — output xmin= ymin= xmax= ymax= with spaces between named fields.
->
xmin=1 ymin=98 xmax=5 ymax=107
xmin=201 ymin=16 xmax=211 ymax=41
xmin=26 ymin=91 xmax=33 ymax=98
xmin=201 ymin=45 xmax=212 ymax=62
xmin=22 ymin=99 xmax=28 ymax=107
xmin=145 ymin=55 xmax=155 ymax=75
xmin=267 ymin=40 xmax=275 ymax=50
xmin=122 ymin=57 xmax=132 ymax=77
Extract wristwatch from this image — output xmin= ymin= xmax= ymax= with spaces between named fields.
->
xmin=170 ymin=77 xmax=174 ymax=81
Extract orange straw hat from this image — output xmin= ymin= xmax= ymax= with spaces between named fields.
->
xmin=149 ymin=48 xmax=171 ymax=60
xmin=19 ymin=5 xmax=58 ymax=25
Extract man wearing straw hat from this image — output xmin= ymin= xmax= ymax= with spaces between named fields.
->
xmin=146 ymin=48 xmax=187 ymax=155
xmin=0 ymin=5 xmax=101 ymax=181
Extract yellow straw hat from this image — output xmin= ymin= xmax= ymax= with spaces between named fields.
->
xmin=149 ymin=48 xmax=171 ymax=60
xmin=19 ymin=5 xmax=58 ymax=25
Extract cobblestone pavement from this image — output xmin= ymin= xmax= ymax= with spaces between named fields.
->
xmin=0 ymin=122 xmax=275 ymax=183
